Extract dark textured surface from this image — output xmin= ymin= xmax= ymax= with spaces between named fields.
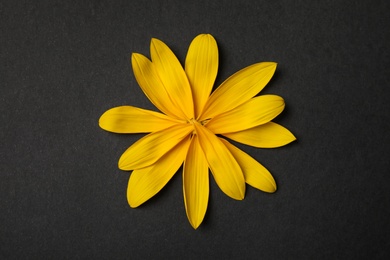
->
xmin=1 ymin=0 xmax=389 ymax=258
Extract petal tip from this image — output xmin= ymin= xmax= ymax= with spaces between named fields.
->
xmin=189 ymin=221 xmax=201 ymax=230
xmin=98 ymin=114 xmax=105 ymax=128
xmin=262 ymin=61 xmax=277 ymax=71
xmin=118 ymin=158 xmax=130 ymax=171
xmin=150 ymin=37 xmax=163 ymax=46
xmin=127 ymin=194 xmax=140 ymax=208
xmin=266 ymin=185 xmax=277 ymax=193
xmin=98 ymin=110 xmax=114 ymax=132
xmin=284 ymin=129 xmax=297 ymax=145
xmin=199 ymin=33 xmax=214 ymax=39
xmin=128 ymin=201 xmax=139 ymax=208
xmin=232 ymin=189 xmax=246 ymax=200
xmin=131 ymin=52 xmax=145 ymax=62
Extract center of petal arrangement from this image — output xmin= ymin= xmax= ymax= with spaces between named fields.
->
xmin=187 ymin=118 xmax=199 ymax=136
xmin=99 ymin=34 xmax=296 ymax=229
xmin=188 ymin=117 xmax=207 ymax=127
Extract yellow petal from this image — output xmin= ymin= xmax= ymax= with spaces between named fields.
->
xmin=127 ymin=137 xmax=191 ymax=208
xmin=221 ymin=138 xmax=276 ymax=193
xmin=150 ymin=38 xmax=194 ymax=120
xmin=206 ymin=95 xmax=285 ymax=134
xmin=193 ymin=122 xmax=245 ymax=200
xmin=224 ymin=122 xmax=296 ymax=148
xmin=119 ymin=124 xmax=193 ymax=170
xmin=99 ymin=106 xmax=183 ymax=133
xmin=185 ymin=34 xmax=218 ymax=118
xmin=201 ymin=62 xmax=277 ymax=120
xmin=131 ymin=53 xmax=184 ymax=119
xmin=183 ymin=135 xmax=209 ymax=229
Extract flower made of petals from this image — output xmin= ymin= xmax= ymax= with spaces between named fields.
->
xmin=99 ymin=34 xmax=296 ymax=229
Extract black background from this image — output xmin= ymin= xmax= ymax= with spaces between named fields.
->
xmin=1 ymin=0 xmax=389 ymax=259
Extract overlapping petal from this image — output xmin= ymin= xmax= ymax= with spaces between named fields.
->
xmin=221 ymin=139 xmax=276 ymax=193
xmin=206 ymin=95 xmax=285 ymax=134
xmin=224 ymin=122 xmax=296 ymax=148
xmin=193 ymin=122 xmax=245 ymax=200
xmin=132 ymin=53 xmax=183 ymax=119
xmin=119 ymin=124 xmax=193 ymax=170
xmin=99 ymin=106 xmax=183 ymax=133
xmin=151 ymin=38 xmax=194 ymax=120
xmin=185 ymin=34 xmax=218 ymax=117
xmin=200 ymin=62 xmax=277 ymax=120
xmin=127 ymin=137 xmax=191 ymax=208
xmin=183 ymin=135 xmax=209 ymax=229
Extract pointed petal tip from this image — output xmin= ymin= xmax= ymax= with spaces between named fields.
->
xmin=131 ymin=52 xmax=143 ymax=61
xmin=150 ymin=37 xmax=163 ymax=46
xmin=186 ymin=212 xmax=205 ymax=230
xmin=237 ymin=193 xmax=245 ymax=200
xmin=150 ymin=38 xmax=166 ymax=51
xmin=118 ymin=162 xmax=128 ymax=171
xmin=230 ymin=189 xmax=246 ymax=200
xmin=191 ymin=223 xmax=200 ymax=230
xmin=127 ymin=191 xmax=143 ymax=208
xmin=261 ymin=61 xmax=277 ymax=70
xmin=188 ymin=219 xmax=201 ymax=229
xmin=128 ymin=199 xmax=139 ymax=208
xmin=237 ymin=185 xmax=246 ymax=200
xmin=291 ymin=131 xmax=297 ymax=140
xmin=263 ymin=184 xmax=277 ymax=193
xmin=118 ymin=155 xmax=132 ymax=171
xmin=278 ymin=126 xmax=297 ymax=146
xmin=269 ymin=62 xmax=277 ymax=69
xmin=230 ymin=195 xmax=245 ymax=201
xmin=131 ymin=53 xmax=144 ymax=66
